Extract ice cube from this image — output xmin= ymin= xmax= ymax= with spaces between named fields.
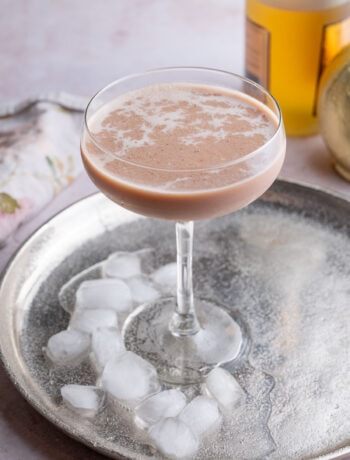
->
xmin=179 ymin=395 xmax=221 ymax=438
xmin=70 ymin=309 xmax=118 ymax=334
xmin=204 ymin=367 xmax=244 ymax=411
xmin=45 ymin=329 xmax=90 ymax=365
xmin=148 ymin=418 xmax=199 ymax=460
xmin=152 ymin=263 xmax=177 ymax=290
xmin=75 ymin=278 xmax=132 ymax=313
xmin=58 ymin=263 xmax=103 ymax=314
xmin=103 ymin=251 xmax=142 ymax=279
xmin=91 ymin=327 xmax=125 ymax=372
xmin=61 ymin=384 xmax=106 ymax=417
xmin=126 ymin=276 xmax=161 ymax=305
xmin=101 ymin=351 xmax=160 ymax=408
xmin=134 ymin=389 xmax=187 ymax=430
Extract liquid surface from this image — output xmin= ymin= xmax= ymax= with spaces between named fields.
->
xmin=81 ymin=83 xmax=284 ymax=220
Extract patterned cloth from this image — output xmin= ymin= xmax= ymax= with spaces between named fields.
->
xmin=0 ymin=96 xmax=86 ymax=246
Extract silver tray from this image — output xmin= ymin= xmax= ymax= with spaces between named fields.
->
xmin=0 ymin=179 xmax=350 ymax=460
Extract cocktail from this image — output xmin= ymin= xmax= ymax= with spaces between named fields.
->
xmin=81 ymin=67 xmax=286 ymax=384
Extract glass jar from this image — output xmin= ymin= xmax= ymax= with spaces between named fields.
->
xmin=245 ymin=0 xmax=350 ymax=136
xmin=318 ymin=45 xmax=350 ymax=181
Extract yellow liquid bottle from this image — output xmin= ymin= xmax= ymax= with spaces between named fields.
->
xmin=245 ymin=0 xmax=350 ymax=136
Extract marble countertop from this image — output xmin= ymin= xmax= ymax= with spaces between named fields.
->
xmin=0 ymin=1 xmax=349 ymax=459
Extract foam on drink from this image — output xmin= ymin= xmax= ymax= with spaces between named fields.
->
xmin=81 ymin=83 xmax=284 ymax=220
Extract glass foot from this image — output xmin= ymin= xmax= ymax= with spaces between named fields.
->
xmin=122 ymin=298 xmax=243 ymax=384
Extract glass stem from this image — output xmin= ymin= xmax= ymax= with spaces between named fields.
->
xmin=170 ymin=221 xmax=200 ymax=336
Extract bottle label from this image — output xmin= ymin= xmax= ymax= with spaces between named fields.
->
xmin=245 ymin=18 xmax=270 ymax=88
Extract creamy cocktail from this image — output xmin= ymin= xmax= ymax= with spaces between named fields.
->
xmin=81 ymin=68 xmax=286 ymax=383
xmin=81 ymin=83 xmax=283 ymax=221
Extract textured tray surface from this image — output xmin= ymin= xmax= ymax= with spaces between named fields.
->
xmin=0 ymin=180 xmax=349 ymax=459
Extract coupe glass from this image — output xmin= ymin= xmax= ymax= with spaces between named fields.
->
xmin=81 ymin=67 xmax=286 ymax=384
